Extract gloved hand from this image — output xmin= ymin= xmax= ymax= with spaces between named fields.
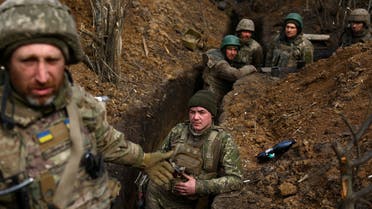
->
xmin=239 ymin=65 xmax=257 ymax=77
xmin=141 ymin=151 xmax=174 ymax=186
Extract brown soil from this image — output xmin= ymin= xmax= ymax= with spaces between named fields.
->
xmin=62 ymin=0 xmax=371 ymax=208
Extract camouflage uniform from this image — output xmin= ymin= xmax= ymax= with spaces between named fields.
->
xmin=145 ymin=122 xmax=243 ymax=209
xmin=234 ymin=18 xmax=263 ymax=67
xmin=265 ymin=13 xmax=313 ymax=68
xmin=339 ymin=8 xmax=372 ymax=47
xmin=0 ymin=1 xmax=170 ymax=208
xmin=0 ymin=75 xmax=144 ymax=209
xmin=202 ymin=49 xmax=254 ymax=105
xmin=265 ymin=33 xmax=314 ymax=68
xmin=235 ymin=39 xmax=263 ymax=67
xmin=339 ymin=28 xmax=372 ymax=47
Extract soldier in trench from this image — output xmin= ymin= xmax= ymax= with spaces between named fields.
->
xmin=145 ymin=90 xmax=243 ymax=209
xmin=202 ymin=35 xmax=256 ymax=118
xmin=265 ymin=12 xmax=314 ymax=70
xmin=234 ymin=18 xmax=264 ymax=68
xmin=338 ymin=8 xmax=372 ymax=47
xmin=0 ymin=0 xmax=174 ymax=208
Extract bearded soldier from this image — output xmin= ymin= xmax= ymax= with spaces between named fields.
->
xmin=145 ymin=90 xmax=243 ymax=209
xmin=0 ymin=0 xmax=174 ymax=208
xmin=339 ymin=8 xmax=372 ymax=47
xmin=235 ymin=18 xmax=263 ymax=68
xmin=265 ymin=12 xmax=313 ymax=69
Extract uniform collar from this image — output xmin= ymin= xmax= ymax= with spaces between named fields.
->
xmin=2 ymin=76 xmax=72 ymax=127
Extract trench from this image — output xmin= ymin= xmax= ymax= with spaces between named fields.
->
xmin=108 ymin=67 xmax=203 ymax=209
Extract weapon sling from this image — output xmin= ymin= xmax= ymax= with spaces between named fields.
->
xmin=52 ymin=101 xmax=84 ymax=208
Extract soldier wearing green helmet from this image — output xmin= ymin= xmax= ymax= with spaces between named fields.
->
xmin=202 ymin=35 xmax=256 ymax=115
xmin=265 ymin=12 xmax=314 ymax=69
xmin=235 ymin=18 xmax=264 ymax=68
xmin=339 ymin=8 xmax=372 ymax=47
xmin=0 ymin=0 xmax=175 ymax=208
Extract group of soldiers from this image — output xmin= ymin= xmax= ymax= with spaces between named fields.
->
xmin=0 ymin=0 xmax=371 ymax=209
xmin=203 ymin=9 xmax=371 ymax=112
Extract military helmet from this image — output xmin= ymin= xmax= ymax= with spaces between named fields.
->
xmin=348 ymin=8 xmax=370 ymax=27
xmin=220 ymin=35 xmax=240 ymax=50
xmin=284 ymin=13 xmax=303 ymax=32
xmin=0 ymin=0 xmax=83 ymax=64
xmin=236 ymin=18 xmax=255 ymax=32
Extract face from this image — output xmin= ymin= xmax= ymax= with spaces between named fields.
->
xmin=188 ymin=106 xmax=213 ymax=133
xmin=285 ymin=23 xmax=298 ymax=39
xmin=351 ymin=21 xmax=364 ymax=33
xmin=225 ymin=46 xmax=238 ymax=61
xmin=239 ymin=30 xmax=252 ymax=41
xmin=8 ymin=44 xmax=66 ymax=106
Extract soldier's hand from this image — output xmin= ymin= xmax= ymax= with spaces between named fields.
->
xmin=239 ymin=65 xmax=257 ymax=77
xmin=145 ymin=160 xmax=174 ymax=186
xmin=174 ymin=173 xmax=196 ymax=196
xmin=141 ymin=151 xmax=174 ymax=185
xmin=141 ymin=151 xmax=174 ymax=168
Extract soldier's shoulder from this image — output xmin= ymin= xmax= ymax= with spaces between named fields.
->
xmin=212 ymin=125 xmax=232 ymax=138
xmin=250 ymin=39 xmax=263 ymax=49
xmin=71 ymin=85 xmax=105 ymax=115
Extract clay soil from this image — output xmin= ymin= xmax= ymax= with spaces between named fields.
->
xmin=62 ymin=0 xmax=371 ymax=208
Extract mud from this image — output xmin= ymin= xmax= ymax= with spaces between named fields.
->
xmin=62 ymin=0 xmax=371 ymax=208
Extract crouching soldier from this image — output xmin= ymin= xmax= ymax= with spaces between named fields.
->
xmin=145 ymin=90 xmax=243 ymax=209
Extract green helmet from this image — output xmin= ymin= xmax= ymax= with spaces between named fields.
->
xmin=0 ymin=0 xmax=83 ymax=64
xmin=220 ymin=35 xmax=240 ymax=50
xmin=348 ymin=8 xmax=370 ymax=27
xmin=284 ymin=13 xmax=303 ymax=33
xmin=236 ymin=18 xmax=255 ymax=32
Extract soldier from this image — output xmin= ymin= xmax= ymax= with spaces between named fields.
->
xmin=202 ymin=35 xmax=256 ymax=110
xmin=339 ymin=8 xmax=372 ymax=47
xmin=145 ymin=90 xmax=243 ymax=209
xmin=0 ymin=0 xmax=174 ymax=208
xmin=235 ymin=18 xmax=264 ymax=68
xmin=265 ymin=12 xmax=313 ymax=69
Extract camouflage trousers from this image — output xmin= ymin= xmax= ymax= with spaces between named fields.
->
xmin=145 ymin=180 xmax=241 ymax=209
xmin=145 ymin=181 xmax=198 ymax=209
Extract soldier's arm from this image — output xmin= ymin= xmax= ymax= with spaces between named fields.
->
xmin=214 ymin=60 xmax=248 ymax=81
xmin=78 ymin=87 xmax=144 ymax=166
xmin=195 ymin=133 xmax=243 ymax=195
xmin=302 ymin=39 xmax=314 ymax=65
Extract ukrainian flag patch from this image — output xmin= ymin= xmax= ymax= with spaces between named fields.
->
xmin=36 ymin=130 xmax=53 ymax=144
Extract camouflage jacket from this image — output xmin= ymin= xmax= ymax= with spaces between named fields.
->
xmin=265 ymin=32 xmax=314 ymax=68
xmin=202 ymin=49 xmax=252 ymax=104
xmin=339 ymin=27 xmax=372 ymax=47
xmin=0 ymin=74 xmax=144 ymax=209
xmin=235 ymin=38 xmax=263 ymax=67
xmin=160 ymin=122 xmax=243 ymax=195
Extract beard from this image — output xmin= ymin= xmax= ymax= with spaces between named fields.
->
xmin=26 ymin=95 xmax=55 ymax=107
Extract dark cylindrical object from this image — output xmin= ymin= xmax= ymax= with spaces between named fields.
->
xmin=256 ymin=139 xmax=296 ymax=163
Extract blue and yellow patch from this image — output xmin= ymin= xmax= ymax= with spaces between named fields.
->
xmin=36 ymin=119 xmax=70 ymax=144
xmin=36 ymin=130 xmax=53 ymax=144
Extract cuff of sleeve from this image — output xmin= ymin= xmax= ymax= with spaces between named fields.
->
xmin=132 ymin=147 xmax=145 ymax=168
xmin=195 ymin=180 xmax=208 ymax=195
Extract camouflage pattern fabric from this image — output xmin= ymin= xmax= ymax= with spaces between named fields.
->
xmin=0 ymin=0 xmax=83 ymax=64
xmin=145 ymin=122 xmax=243 ymax=209
xmin=0 ymin=73 xmax=144 ymax=209
xmin=339 ymin=27 xmax=372 ymax=47
xmin=202 ymin=49 xmax=252 ymax=105
xmin=265 ymin=33 xmax=314 ymax=68
xmin=235 ymin=38 xmax=263 ymax=67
